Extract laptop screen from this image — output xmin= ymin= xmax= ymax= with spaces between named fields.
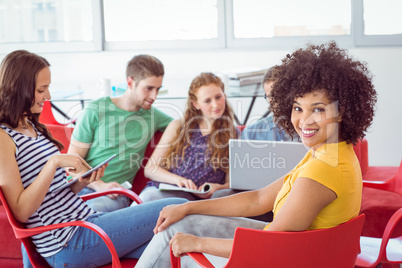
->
xmin=229 ymin=139 xmax=307 ymax=190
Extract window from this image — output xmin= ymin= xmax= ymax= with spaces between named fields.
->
xmin=226 ymin=0 xmax=353 ymax=49
xmin=232 ymin=0 xmax=350 ymax=38
xmin=354 ymin=0 xmax=402 ymax=46
xmin=1 ymin=0 xmax=401 ymax=54
xmin=103 ymin=0 xmax=224 ymax=50
xmin=0 ymin=0 xmax=101 ymax=53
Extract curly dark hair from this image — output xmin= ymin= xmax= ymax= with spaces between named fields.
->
xmin=270 ymin=41 xmax=377 ymax=144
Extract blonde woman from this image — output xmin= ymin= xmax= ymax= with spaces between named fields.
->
xmin=140 ymin=72 xmax=239 ymax=202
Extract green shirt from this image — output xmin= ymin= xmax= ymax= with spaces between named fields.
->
xmin=72 ymin=97 xmax=173 ymax=184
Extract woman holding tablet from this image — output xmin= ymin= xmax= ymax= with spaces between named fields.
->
xmin=136 ymin=42 xmax=378 ymax=267
xmin=0 ymin=50 xmax=186 ymax=267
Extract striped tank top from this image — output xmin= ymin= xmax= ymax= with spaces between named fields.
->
xmin=0 ymin=124 xmax=95 ymax=257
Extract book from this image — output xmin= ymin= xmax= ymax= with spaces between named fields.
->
xmin=228 ymin=75 xmax=264 ymax=87
xmin=158 ymin=183 xmax=211 ymax=194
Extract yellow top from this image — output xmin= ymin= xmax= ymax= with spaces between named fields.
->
xmin=265 ymin=141 xmax=362 ymax=230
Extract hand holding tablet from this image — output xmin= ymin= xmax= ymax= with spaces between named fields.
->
xmin=79 ymin=154 xmax=116 ymax=178
xmin=55 ymin=154 xmax=116 ymax=191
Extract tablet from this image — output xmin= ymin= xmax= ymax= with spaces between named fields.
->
xmin=55 ymin=154 xmax=117 ymax=191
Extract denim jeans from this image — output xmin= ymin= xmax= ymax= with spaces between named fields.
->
xmin=39 ymin=198 xmax=187 ymax=268
xmin=77 ymin=187 xmax=131 ymax=212
xmin=135 ymin=214 xmax=267 ymax=268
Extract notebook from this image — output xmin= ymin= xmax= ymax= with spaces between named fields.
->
xmin=229 ymin=139 xmax=307 ymax=190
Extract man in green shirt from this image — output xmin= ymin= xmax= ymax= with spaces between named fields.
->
xmin=68 ymin=55 xmax=173 ymax=212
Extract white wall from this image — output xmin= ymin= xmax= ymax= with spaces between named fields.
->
xmin=2 ymin=46 xmax=402 ymax=166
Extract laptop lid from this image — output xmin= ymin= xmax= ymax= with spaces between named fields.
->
xmin=229 ymin=139 xmax=307 ymax=190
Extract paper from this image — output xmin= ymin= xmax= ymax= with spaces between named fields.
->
xmin=159 ymin=183 xmax=211 ymax=194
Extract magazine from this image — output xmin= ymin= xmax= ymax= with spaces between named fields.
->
xmin=158 ymin=183 xmax=211 ymax=194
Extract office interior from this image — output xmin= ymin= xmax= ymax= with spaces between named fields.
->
xmin=0 ymin=0 xmax=401 ymax=168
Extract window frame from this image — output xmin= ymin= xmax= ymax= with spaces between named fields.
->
xmin=352 ymin=0 xmax=402 ymax=47
xmin=1 ymin=0 xmax=401 ymax=55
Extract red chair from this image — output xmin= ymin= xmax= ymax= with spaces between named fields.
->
xmin=39 ymin=100 xmax=76 ymax=126
xmin=171 ymin=214 xmax=365 ymax=268
xmin=355 ymin=161 xmax=402 ymax=268
xmin=353 ymin=140 xmax=401 ymax=238
xmin=131 ymin=131 xmax=163 ymax=195
xmin=0 ymin=186 xmax=141 ymax=268
xmin=356 ymin=208 xmax=402 ymax=268
xmin=362 ymin=159 xmax=402 ymax=195
xmin=360 ymin=159 xmax=402 ymax=242
xmin=45 ymin=124 xmax=73 ymax=154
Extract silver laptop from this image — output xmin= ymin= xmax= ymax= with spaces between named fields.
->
xmin=229 ymin=139 xmax=307 ymax=190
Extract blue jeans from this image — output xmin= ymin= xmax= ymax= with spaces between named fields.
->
xmin=77 ymin=187 xmax=131 ymax=212
xmin=38 ymin=198 xmax=186 ymax=268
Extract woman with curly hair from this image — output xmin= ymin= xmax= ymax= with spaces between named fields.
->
xmin=139 ymin=72 xmax=238 ymax=202
xmin=135 ymin=41 xmax=377 ymax=267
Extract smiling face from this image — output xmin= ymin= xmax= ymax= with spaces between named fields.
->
xmin=192 ymin=83 xmax=226 ymax=121
xmin=31 ymin=67 xmax=51 ymax=114
xmin=291 ymin=90 xmax=342 ymax=150
xmin=127 ymin=75 xmax=163 ymax=111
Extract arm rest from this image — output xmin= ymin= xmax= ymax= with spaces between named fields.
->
xmin=170 ymin=247 xmax=215 ymax=268
xmin=14 ymin=220 xmax=122 ymax=268
xmin=363 ymin=177 xmax=396 ymax=192
xmin=362 ymin=159 xmax=402 ymax=194
xmin=80 ymin=187 xmax=143 ymax=204
xmin=377 ymin=208 xmax=402 ymax=260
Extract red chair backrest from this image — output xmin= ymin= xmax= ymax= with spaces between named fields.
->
xmin=39 ymin=100 xmax=60 ymax=125
xmin=131 ymin=131 xmax=163 ymax=195
xmin=225 ymin=214 xmax=365 ymax=268
xmin=353 ymin=139 xmax=369 ymax=175
xmin=45 ymin=124 xmax=73 ymax=154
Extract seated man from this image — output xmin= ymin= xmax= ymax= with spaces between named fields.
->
xmin=241 ymin=66 xmax=294 ymax=142
xmin=68 ymin=54 xmax=173 ymax=212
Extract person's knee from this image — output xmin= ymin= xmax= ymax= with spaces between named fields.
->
xmin=139 ymin=188 xmax=165 ymax=203
xmin=151 ymin=197 xmax=187 ymax=209
xmin=211 ymin=189 xmax=240 ymax=199
xmin=86 ymin=196 xmax=128 ymax=212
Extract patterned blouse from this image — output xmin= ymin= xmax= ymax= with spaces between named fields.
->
xmin=147 ymin=125 xmax=232 ymax=188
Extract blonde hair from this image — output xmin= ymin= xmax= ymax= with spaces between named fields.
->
xmin=162 ymin=73 xmax=237 ymax=171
